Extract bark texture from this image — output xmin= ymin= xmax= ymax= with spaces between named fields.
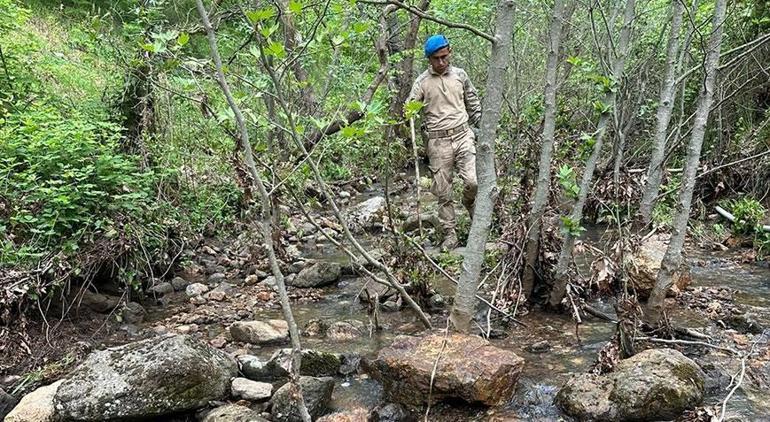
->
xmin=549 ymin=0 xmax=635 ymax=307
xmin=521 ymin=0 xmax=567 ymax=300
xmin=450 ymin=0 xmax=515 ymax=332
xmin=644 ymin=0 xmax=727 ymax=323
xmin=194 ymin=1 xmax=311 ymax=420
xmin=638 ymin=0 xmax=686 ymax=226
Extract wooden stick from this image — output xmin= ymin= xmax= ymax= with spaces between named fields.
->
xmin=410 ymin=117 xmax=423 ymax=237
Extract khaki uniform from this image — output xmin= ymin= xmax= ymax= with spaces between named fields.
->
xmin=407 ymin=66 xmax=481 ymax=232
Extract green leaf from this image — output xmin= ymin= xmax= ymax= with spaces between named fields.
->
xmin=404 ymin=100 xmax=424 ymax=119
xmin=265 ymin=41 xmax=286 ymax=58
xmin=289 ymin=0 xmax=303 ymax=15
xmin=246 ymin=8 xmax=276 ymax=24
xmin=177 ymin=32 xmax=189 ymax=46
xmin=352 ymin=22 xmax=369 ymax=33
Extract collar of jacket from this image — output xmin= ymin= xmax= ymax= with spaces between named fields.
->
xmin=429 ymin=65 xmax=453 ymax=76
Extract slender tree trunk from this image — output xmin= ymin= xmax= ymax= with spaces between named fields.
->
xmin=638 ymin=0 xmax=686 ymax=226
xmin=194 ymin=2 xmax=311 ymax=421
xmin=548 ymin=0 xmax=635 ymax=308
xmin=521 ymin=0 xmax=567 ymax=300
xmin=644 ymin=0 xmax=727 ymax=323
xmin=277 ymin=0 xmax=318 ymax=112
xmin=450 ymin=0 xmax=516 ymax=333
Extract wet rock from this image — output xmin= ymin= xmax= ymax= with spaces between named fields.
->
xmin=725 ymin=313 xmax=765 ymax=334
xmin=271 ymin=376 xmax=334 ymax=422
xmin=209 ymin=272 xmax=226 ymax=283
xmin=148 ymin=281 xmax=174 ymax=295
xmin=381 ymin=299 xmax=401 ymax=312
xmin=202 ymin=404 xmax=268 ymax=422
xmin=54 ymin=335 xmax=236 ymax=421
xmin=120 ymin=301 xmax=146 ymax=324
xmin=4 ymin=380 xmax=63 ymax=422
xmin=347 ymin=196 xmax=386 ymax=233
xmin=317 ymin=407 xmax=368 ymax=422
xmin=303 ymin=319 xmax=329 ymax=337
xmin=299 ymin=222 xmax=317 ymax=235
xmin=327 ymin=320 xmax=365 ymax=341
xmin=231 ymin=378 xmax=272 ymax=401
xmin=339 ymin=352 xmax=362 ymax=376
xmin=271 ymin=349 xmax=341 ymax=377
xmin=80 ymin=290 xmax=120 ymax=313
xmin=171 ymin=276 xmax=189 ymax=291
xmin=230 ymin=320 xmax=289 ymax=345
xmin=190 ymin=295 xmax=207 ymax=305
xmin=186 ymin=282 xmax=209 ymax=297
xmin=292 ymin=262 xmax=342 ymax=288
xmin=0 ymin=387 xmax=18 ymax=420
xmin=555 ymin=348 xmax=705 ymax=421
xmin=372 ymin=334 xmax=524 ymax=406
xmin=288 ymin=261 xmax=306 ymax=274
xmin=525 ymin=340 xmax=551 ymax=354
xmin=427 ymin=293 xmax=445 ymax=310
xmin=239 ymin=355 xmax=288 ymax=382
xmin=627 ymin=234 xmax=691 ymax=297
xmin=370 ymin=403 xmax=412 ymax=422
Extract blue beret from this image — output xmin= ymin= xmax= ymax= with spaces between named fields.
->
xmin=424 ymin=34 xmax=449 ymax=57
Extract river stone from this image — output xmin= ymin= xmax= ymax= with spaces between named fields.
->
xmin=1 ymin=387 xmax=18 ymax=420
xmin=4 ymin=380 xmax=62 ymax=422
xmin=271 ymin=349 xmax=342 ymax=377
xmin=372 ymin=334 xmax=524 ymax=406
xmin=186 ymin=282 xmax=209 ymax=297
xmin=230 ymin=320 xmax=289 ymax=345
xmin=202 ymin=404 xmax=268 ymax=422
xmin=120 ymin=301 xmax=146 ymax=324
xmin=370 ymin=403 xmax=412 ymax=422
xmin=291 ymin=262 xmax=341 ymax=288
xmin=627 ymin=234 xmax=691 ymax=297
xmin=555 ymin=348 xmax=705 ymax=421
xmin=231 ymin=378 xmax=272 ymax=401
xmin=327 ymin=320 xmax=365 ymax=341
xmin=317 ymin=407 xmax=368 ymax=422
xmin=239 ymin=355 xmax=288 ymax=382
xmin=53 ymin=334 xmax=236 ymax=421
xmin=171 ymin=276 xmax=190 ymax=291
xmin=79 ymin=290 xmax=120 ymax=313
xmin=271 ymin=376 xmax=334 ymax=422
xmin=148 ymin=281 xmax=174 ymax=295
xmin=347 ymin=196 xmax=386 ymax=233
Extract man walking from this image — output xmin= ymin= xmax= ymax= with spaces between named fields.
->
xmin=407 ymin=34 xmax=481 ymax=250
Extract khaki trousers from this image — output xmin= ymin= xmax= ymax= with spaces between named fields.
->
xmin=427 ymin=128 xmax=477 ymax=232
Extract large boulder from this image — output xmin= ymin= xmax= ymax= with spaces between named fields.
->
xmin=54 ymin=334 xmax=237 ymax=421
xmin=231 ymin=378 xmax=272 ymax=401
xmin=556 ymin=348 xmax=706 ymax=421
xmin=4 ymin=380 xmax=62 ymax=422
xmin=202 ymin=404 xmax=268 ymax=422
xmin=291 ymin=262 xmax=342 ymax=288
xmin=271 ymin=376 xmax=334 ymax=422
xmin=627 ymin=235 xmax=691 ymax=297
xmin=371 ymin=334 xmax=524 ymax=406
xmin=230 ymin=320 xmax=289 ymax=344
xmin=347 ymin=196 xmax=386 ymax=233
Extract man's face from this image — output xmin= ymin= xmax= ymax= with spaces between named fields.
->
xmin=429 ymin=47 xmax=451 ymax=74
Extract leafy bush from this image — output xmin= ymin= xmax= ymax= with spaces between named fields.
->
xmin=0 ymin=105 xmax=157 ymax=266
xmin=726 ymin=197 xmax=766 ymax=235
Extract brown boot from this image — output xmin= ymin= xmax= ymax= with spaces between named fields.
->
xmin=441 ymin=230 xmax=459 ymax=251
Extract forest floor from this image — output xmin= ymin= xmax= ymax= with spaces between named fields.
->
xmin=3 ymin=177 xmax=770 ymax=421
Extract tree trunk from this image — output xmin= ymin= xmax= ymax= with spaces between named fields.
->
xmin=450 ymin=0 xmax=515 ymax=333
xmin=548 ymin=0 xmax=635 ymax=308
xmin=277 ymin=0 xmax=318 ymax=112
xmin=638 ymin=0 xmax=686 ymax=226
xmin=521 ymin=0 xmax=567 ymax=300
xmin=194 ymin=1 xmax=311 ymax=421
xmin=644 ymin=0 xmax=727 ymax=323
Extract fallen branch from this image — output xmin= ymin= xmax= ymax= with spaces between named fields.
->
xmin=718 ymin=354 xmax=746 ymax=422
xmin=634 ymin=336 xmax=739 ymax=355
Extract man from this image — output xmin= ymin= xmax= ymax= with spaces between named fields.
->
xmin=407 ymin=34 xmax=481 ymax=250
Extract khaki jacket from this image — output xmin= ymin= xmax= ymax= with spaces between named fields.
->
xmin=406 ymin=65 xmax=481 ymax=132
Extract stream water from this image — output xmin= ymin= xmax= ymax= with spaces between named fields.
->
xmin=135 ymin=181 xmax=770 ymax=421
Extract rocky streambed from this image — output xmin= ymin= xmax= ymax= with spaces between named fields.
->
xmin=3 ymin=182 xmax=770 ymax=421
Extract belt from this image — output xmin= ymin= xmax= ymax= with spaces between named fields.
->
xmin=426 ymin=123 xmax=469 ymax=139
